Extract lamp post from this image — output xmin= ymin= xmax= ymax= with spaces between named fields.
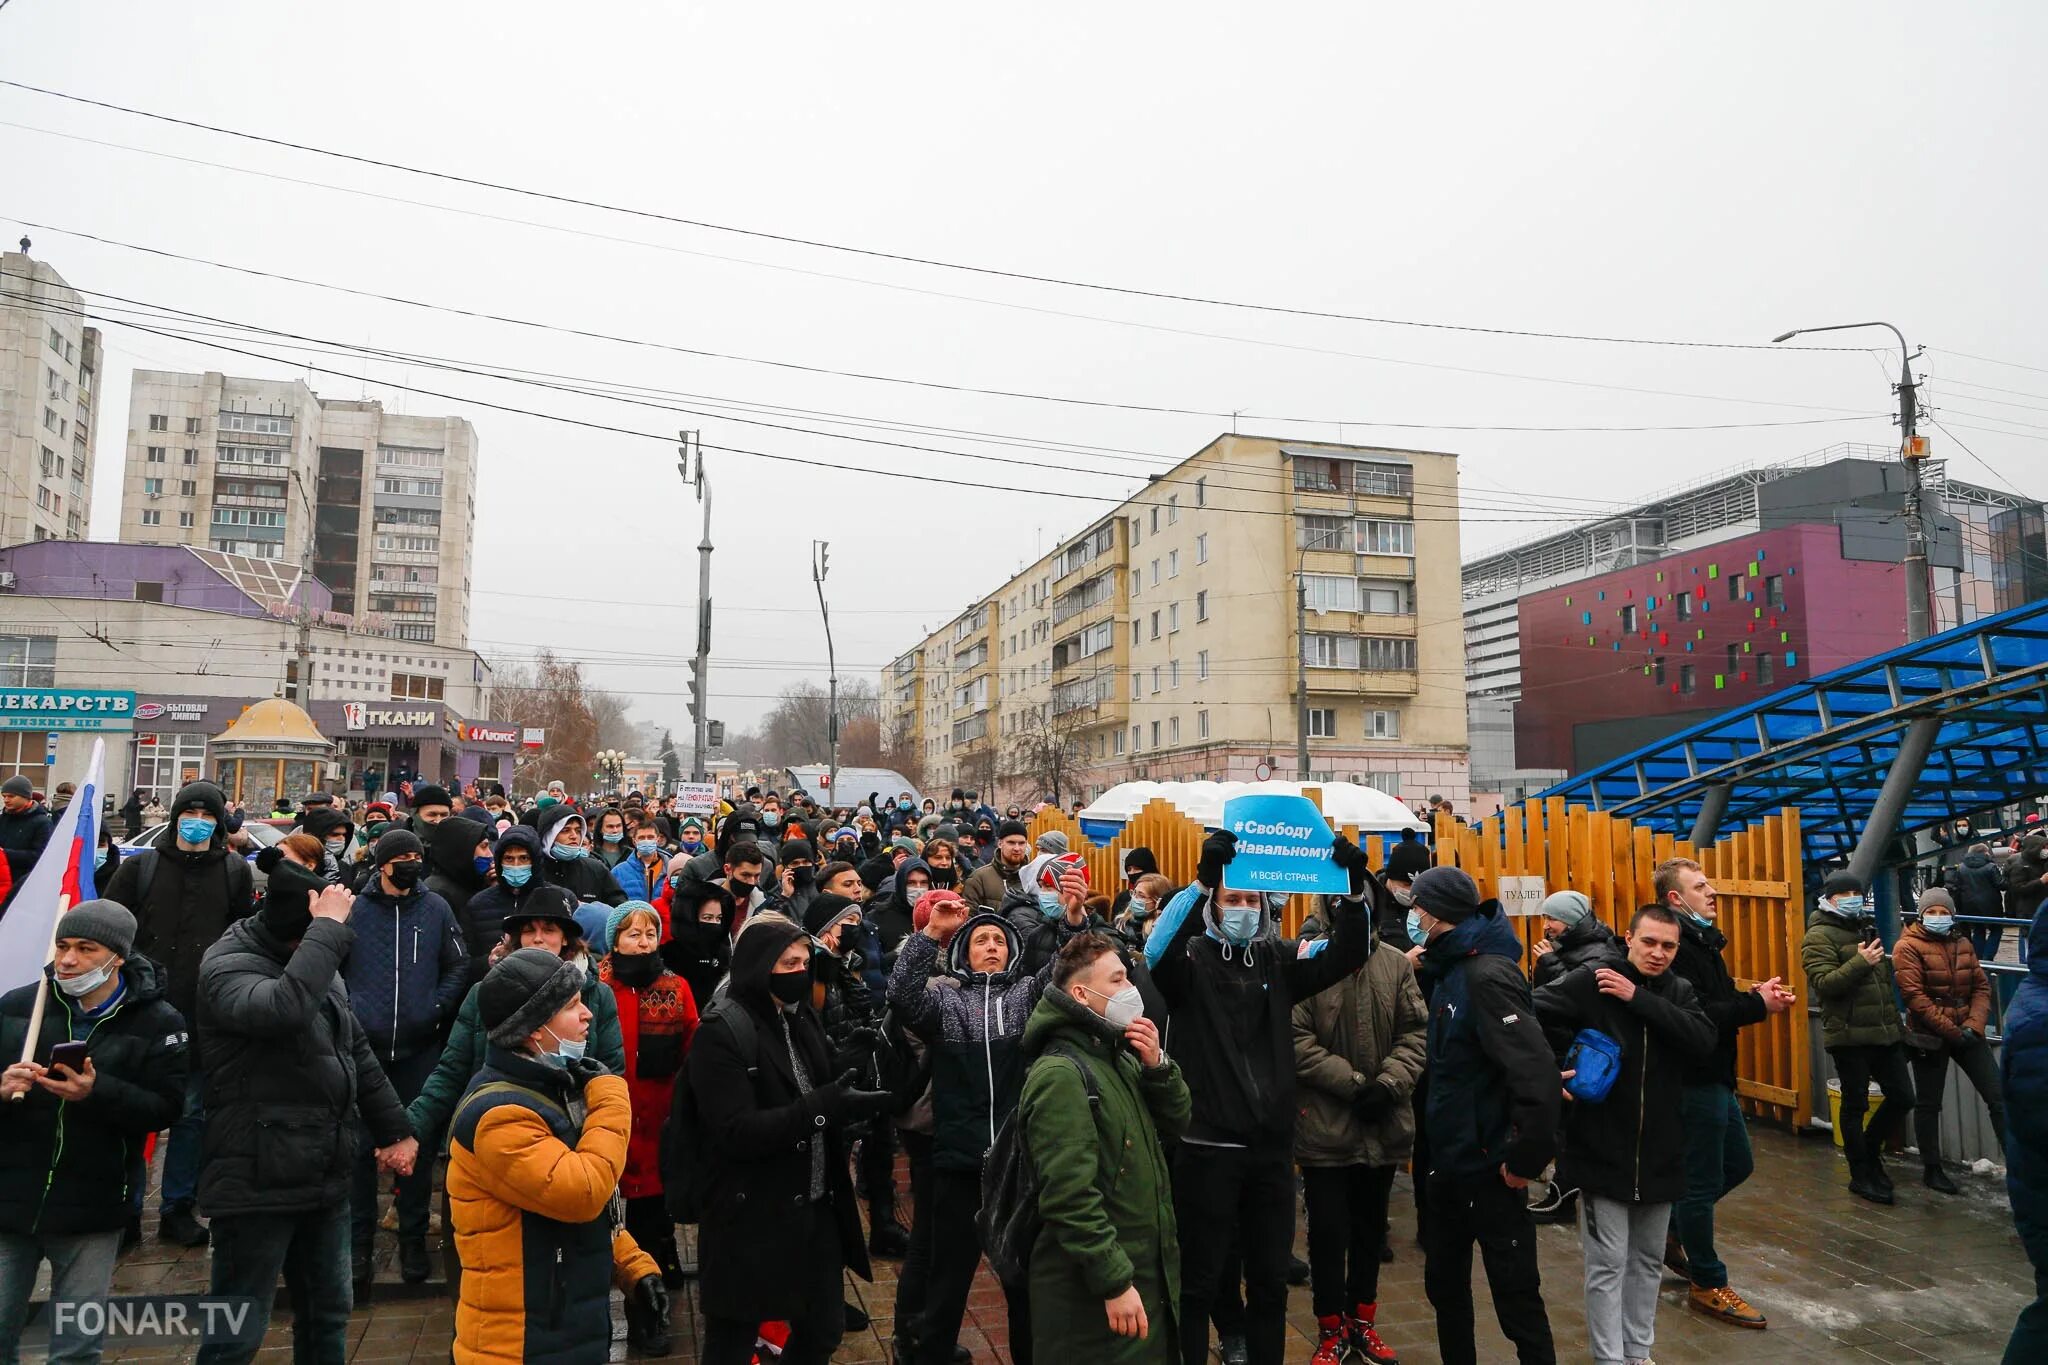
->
xmin=595 ymin=748 xmax=625 ymax=793
xmin=1771 ymin=321 xmax=1930 ymax=640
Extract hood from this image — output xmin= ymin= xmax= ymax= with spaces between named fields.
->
xmin=168 ymin=780 xmax=229 ymax=846
xmin=493 ymin=825 xmax=544 ymax=878
xmin=1121 ymin=847 xmax=1159 ymax=879
xmin=301 ymin=806 xmax=354 ymax=844
xmin=1020 ymin=976 xmax=1122 ymax=1059
xmin=1556 ymin=914 xmax=1617 ymax=954
xmin=1962 ymin=848 xmax=1993 ymax=870
xmin=427 ymin=816 xmax=490 ymax=888
xmin=891 ymin=857 xmax=932 ymax=905
xmin=675 ymin=880 xmax=739 ymax=938
xmin=727 ymin=912 xmax=805 ymax=1008
xmin=533 ymin=803 xmax=584 ymax=845
xmin=82 ymin=952 xmax=171 ymax=1007
xmin=946 ymin=909 xmax=1025 ymax=984
xmin=1424 ymin=902 xmax=1524 ymax=966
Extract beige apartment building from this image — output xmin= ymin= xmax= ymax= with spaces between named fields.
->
xmin=117 ymin=371 xmax=477 ymax=647
xmin=0 ymin=249 xmax=100 ymax=545
xmin=882 ymin=434 xmax=1471 ymax=808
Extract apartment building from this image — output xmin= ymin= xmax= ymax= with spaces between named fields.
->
xmin=882 ymin=435 xmax=1470 ymax=808
xmin=117 ymin=371 xmax=477 ymax=647
xmin=0 ymin=249 xmax=100 ymax=545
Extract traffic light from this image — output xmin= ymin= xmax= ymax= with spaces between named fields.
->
xmin=687 ymin=657 xmax=704 ymax=721
xmin=707 ymin=721 xmax=725 ymax=747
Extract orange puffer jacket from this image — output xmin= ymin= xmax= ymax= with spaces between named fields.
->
xmin=1894 ymin=923 xmax=1992 ymax=1044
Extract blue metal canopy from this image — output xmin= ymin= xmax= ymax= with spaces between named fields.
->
xmin=1533 ymin=596 xmax=2048 ymax=862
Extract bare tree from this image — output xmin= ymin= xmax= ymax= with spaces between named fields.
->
xmin=761 ymin=679 xmax=881 ymax=767
xmin=1004 ymin=702 xmax=1091 ymax=806
xmin=881 ymin=712 xmax=926 ymax=789
xmin=489 ymin=650 xmax=600 ymax=792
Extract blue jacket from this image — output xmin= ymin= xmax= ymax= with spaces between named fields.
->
xmin=345 ymin=881 xmax=470 ymax=1062
xmin=612 ymin=853 xmax=668 ymax=904
xmin=2003 ymin=907 xmax=2048 ymax=1235
xmin=1421 ymin=907 xmax=1560 ymax=1181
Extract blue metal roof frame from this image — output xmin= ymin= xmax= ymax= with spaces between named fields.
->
xmin=1533 ymin=597 xmax=2048 ymax=862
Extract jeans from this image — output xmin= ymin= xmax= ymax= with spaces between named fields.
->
xmin=1579 ymin=1196 xmax=1669 ymax=1365
xmin=1673 ymin=1083 xmax=1754 ymax=1290
xmin=161 ymin=1066 xmax=206 ymax=1212
xmin=0 ymin=1228 xmax=123 ymax=1364
xmin=350 ymin=1047 xmax=439 ymax=1254
xmin=1300 ymin=1164 xmax=1396 ymax=1317
xmin=701 ymin=1204 xmax=844 ymax=1365
xmin=197 ymin=1206 xmax=352 ymax=1365
xmin=1830 ymin=1043 xmax=1916 ymax=1167
xmin=916 ymin=1167 xmax=1031 ymax=1365
xmin=1911 ymin=1036 xmax=2007 ymax=1164
xmin=893 ymin=1130 xmax=936 ymax=1344
xmin=1172 ymin=1144 xmax=1295 ymax=1365
xmin=1970 ymin=920 xmax=2004 ymax=964
xmin=1422 ymin=1170 xmax=1555 ymax=1365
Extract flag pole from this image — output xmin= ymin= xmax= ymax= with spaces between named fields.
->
xmin=7 ymin=893 xmax=71 ymax=1102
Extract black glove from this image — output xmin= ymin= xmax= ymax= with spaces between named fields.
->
xmin=624 ymin=1274 xmax=671 ymax=1352
xmin=1197 ymin=830 xmax=1237 ymax=890
xmin=562 ymin=1056 xmax=611 ymax=1090
xmin=1352 ymin=1079 xmax=1398 ymax=1120
xmin=838 ymin=1025 xmax=887 ymax=1058
xmin=1330 ymin=835 xmax=1372 ymax=897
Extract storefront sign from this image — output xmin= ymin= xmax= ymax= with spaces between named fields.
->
xmin=0 ymin=688 xmax=136 ymax=732
xmin=340 ymin=704 xmax=441 ymax=732
xmin=521 ymin=728 xmax=546 ymax=749
xmin=1218 ymin=793 xmax=1347 ymax=896
xmin=460 ymin=723 xmax=519 ymax=745
xmin=134 ymin=700 xmax=211 ymax=724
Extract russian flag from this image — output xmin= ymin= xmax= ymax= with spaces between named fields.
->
xmin=0 ymin=738 xmax=105 ymax=998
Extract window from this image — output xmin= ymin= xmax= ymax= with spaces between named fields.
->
xmin=1150 ymin=507 xmax=1159 ymax=533
xmin=1130 ymin=570 xmax=1141 ymax=599
xmin=1368 ymin=708 xmax=1400 ymax=739
xmin=148 ymin=414 xmax=168 ymax=431
xmin=178 ymin=481 xmax=196 ymax=496
xmin=1675 ymin=593 xmax=1692 ymax=622
xmin=1168 ymin=603 xmax=1180 ymax=633
xmin=1766 ymin=575 xmax=1785 ymax=609
xmin=1302 ymin=634 xmax=1417 ymax=671
xmin=1307 ymin=708 xmax=1338 ymax=738
xmin=1726 ymin=643 xmax=1741 ymax=673
xmin=140 ymin=510 xmax=162 ymax=526
xmin=0 ymin=636 xmax=58 ymax=687
xmin=1196 ymin=533 xmax=1208 ymax=565
xmin=183 ymin=448 xmax=198 ymax=465
xmin=133 ymin=581 xmax=164 ymax=603
xmin=1364 ymin=771 xmax=1403 ymax=797
xmin=146 ymin=446 xmax=166 ymax=463
xmin=1196 ymin=590 xmax=1208 ymax=621
xmin=1621 ymin=603 xmax=1638 ymax=632
xmin=1728 ymin=573 xmax=1744 ymax=602
xmin=1150 ymin=559 xmax=1160 ymax=586
xmin=1296 ymin=513 xmax=1347 ymax=551
xmin=1196 ymin=477 xmax=1206 ymax=507
xmin=392 ymin=672 xmax=446 ymax=701
xmin=1130 ymin=516 xmax=1140 ymax=546
xmin=1169 ymin=716 xmax=1180 ymax=743
xmin=1150 ymin=611 xmax=1160 ymax=640
xmin=1150 ymin=666 xmax=1161 ymax=694
xmin=1197 ymin=649 xmax=1210 ymax=680
xmin=1169 ymin=659 xmax=1180 ymax=688
xmin=185 ymin=417 xmax=201 ymax=434
xmin=1167 ymin=550 xmax=1180 ymax=579
xmin=1131 ymin=620 xmax=1141 ymax=646
xmin=1168 ymin=495 xmax=1179 ymax=524
xmin=142 ymin=478 xmax=163 ymax=495
xmin=178 ymin=511 xmax=194 ymax=528
xmin=1652 ymin=655 xmax=1666 ymax=685
xmin=1356 ymin=519 xmax=1416 ymax=556
xmin=1363 ymin=637 xmax=1417 ymax=671
xmin=1150 ymin=720 xmax=1161 ymax=748
xmin=1197 ymin=709 xmax=1210 ymax=739
xmin=1132 ymin=671 xmax=1142 ymax=700
xmin=34 ymin=487 xmax=48 ymax=510
xmin=1759 ymin=654 xmax=1775 ymax=685
xmin=1304 ymin=574 xmax=1360 ymax=612
xmin=1680 ymin=664 xmax=1696 ymax=696
xmin=132 ymin=731 xmax=207 ymax=800
xmin=1114 ymin=728 xmax=1126 ymax=755
xmin=1131 ymin=725 xmax=1142 ymax=752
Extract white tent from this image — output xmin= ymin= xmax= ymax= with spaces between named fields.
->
xmin=1076 ymin=779 xmax=1425 ymax=842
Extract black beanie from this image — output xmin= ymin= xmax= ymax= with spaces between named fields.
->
xmin=1384 ymin=841 xmax=1434 ymax=882
xmin=373 ymin=828 xmax=425 ymax=866
xmin=411 ymin=784 xmax=453 ymax=811
xmin=803 ymin=892 xmax=862 ymax=939
xmin=479 ymin=947 xmax=587 ymax=1048
xmin=171 ymin=780 xmax=228 ymax=825
xmin=997 ymin=819 xmax=1029 ymax=841
xmin=1411 ymin=866 xmax=1482 ymax=923
xmin=259 ymin=860 xmax=329 ymax=942
xmin=1821 ymin=869 xmax=1865 ymax=898
xmin=1122 ymin=847 xmax=1159 ymax=878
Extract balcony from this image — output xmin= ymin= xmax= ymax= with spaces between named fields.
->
xmin=1304 ymin=666 xmax=1421 ymax=698
xmin=368 ymin=579 xmax=440 ymax=596
xmin=213 ymin=494 xmax=289 ymax=511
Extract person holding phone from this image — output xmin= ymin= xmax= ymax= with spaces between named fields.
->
xmin=0 ymin=900 xmax=190 ymax=1361
xmin=1803 ymin=870 xmax=1916 ymax=1205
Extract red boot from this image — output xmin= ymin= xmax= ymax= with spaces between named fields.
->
xmin=1349 ymin=1302 xmax=1398 ymax=1364
xmin=1310 ymin=1313 xmax=1347 ymax=1365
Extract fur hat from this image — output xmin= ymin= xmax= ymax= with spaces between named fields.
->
xmin=479 ymin=947 xmax=586 ymax=1048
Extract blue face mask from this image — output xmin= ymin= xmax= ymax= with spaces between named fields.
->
xmin=898 ymin=801 xmax=912 ymax=812
xmin=474 ymin=855 xmax=495 ymax=876
xmin=549 ymin=842 xmax=587 ymax=862
xmin=94 ymin=846 xmax=109 ymax=869
xmin=1218 ymin=906 xmax=1262 ymax=943
xmin=602 ymin=829 xmax=624 ymax=844
xmin=177 ymin=816 xmax=216 ymax=845
xmin=1406 ymin=909 xmax=1429 ymax=947
xmin=500 ymin=864 xmax=533 ymax=888
xmin=635 ymin=840 xmax=659 ymax=859
xmin=1832 ymin=895 xmax=1868 ymax=919
xmin=1921 ymin=914 xmax=1954 ymax=936
xmin=1037 ymin=890 xmax=1062 ymax=918
xmin=539 ymin=1026 xmax=586 ymax=1065
xmin=1682 ymin=907 xmax=1713 ymax=929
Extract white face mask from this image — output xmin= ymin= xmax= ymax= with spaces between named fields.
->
xmin=55 ymin=960 xmax=117 ymax=998
xmin=1086 ymin=982 xmax=1145 ymax=1029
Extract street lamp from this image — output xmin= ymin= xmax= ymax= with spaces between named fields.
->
xmin=595 ymin=749 xmax=626 ymax=792
xmin=1771 ymin=320 xmax=1931 ymax=640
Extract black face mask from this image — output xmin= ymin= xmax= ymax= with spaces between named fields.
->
xmin=387 ymin=861 xmax=424 ymax=891
xmin=610 ymin=951 xmax=662 ymax=989
xmin=768 ymin=964 xmax=811 ymax=1004
xmin=791 ymin=866 xmax=815 ymax=891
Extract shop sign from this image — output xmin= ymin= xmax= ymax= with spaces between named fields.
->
xmin=0 ymin=688 xmax=137 ymax=732
xmin=134 ymin=700 xmax=211 ymax=724
xmin=521 ymin=728 xmax=546 ymax=749
xmin=342 ymin=704 xmax=440 ymax=732
xmin=460 ymin=723 xmax=519 ymax=745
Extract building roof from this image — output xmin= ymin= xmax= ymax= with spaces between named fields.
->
xmin=214 ymin=697 xmax=329 ymax=747
xmin=1533 ymin=596 xmax=2048 ymax=861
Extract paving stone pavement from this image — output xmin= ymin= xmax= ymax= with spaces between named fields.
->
xmin=58 ymin=1124 xmax=2037 ymax=1363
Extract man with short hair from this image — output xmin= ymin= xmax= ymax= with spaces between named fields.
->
xmin=409 ymin=784 xmax=454 ymax=831
xmin=0 ymin=774 xmax=54 ymax=905
xmin=1535 ymin=905 xmax=1715 ymax=1365
xmin=961 ymin=820 xmax=1034 ymax=912
xmin=1656 ymin=856 xmax=1795 ymax=1328
xmin=611 ymin=816 xmax=670 ymax=904
xmin=1803 ymin=869 xmax=1916 ymax=1204
xmin=717 ymin=841 xmax=776 ymax=921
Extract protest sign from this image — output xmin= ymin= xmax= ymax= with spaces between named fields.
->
xmin=1220 ymin=793 xmax=1349 ymax=896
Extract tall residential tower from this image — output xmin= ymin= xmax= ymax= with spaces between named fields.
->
xmin=0 ymin=248 xmax=100 ymax=545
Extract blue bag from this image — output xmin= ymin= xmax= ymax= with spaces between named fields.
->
xmin=1563 ymin=1028 xmax=1623 ymax=1104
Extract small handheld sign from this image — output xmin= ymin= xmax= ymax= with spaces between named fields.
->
xmin=1220 ymin=794 xmax=1349 ymax=896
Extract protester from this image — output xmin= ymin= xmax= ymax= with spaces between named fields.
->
xmin=1292 ymin=899 xmax=1427 ymax=1365
xmin=534 ymin=804 xmax=627 ymax=913
xmin=1945 ymin=842 xmax=2011 ymax=960
xmin=0 ymin=774 xmax=53 ymax=897
xmin=1409 ymin=865 xmax=1560 ymax=1365
xmin=408 ymin=784 xmax=454 ymax=831
xmin=120 ymin=786 xmax=147 ymax=838
xmin=192 ymin=856 xmax=416 ymax=1365
xmin=423 ymin=816 xmax=493 ymax=974
xmin=1018 ymin=932 xmax=1191 ymax=1364
xmin=962 ymin=820 xmax=1033 ymax=910
xmin=1894 ymin=887 xmax=2005 ymax=1191
xmin=1378 ymin=840 xmax=1433 ymax=944
xmin=102 ymin=778 xmax=255 ymax=1248
xmin=2010 ymin=831 xmax=2048 ymax=936
xmin=1529 ymin=890 xmax=1622 ymax=989
xmin=592 ymin=807 xmax=632 ymax=869
xmin=1802 ymin=869 xmax=1916 ymax=1204
xmin=0 ymin=901 xmax=188 ymax=1362
xmin=612 ymin=814 xmax=671 ymax=902
xmin=1658 ymin=857 xmax=1795 ymax=1328
xmin=1115 ymin=872 xmax=1172 ymax=954
xmin=2000 ymin=901 xmax=2048 ymax=1360
xmin=663 ymin=880 xmax=737 ymax=1008
xmin=448 ymin=948 xmax=667 ymax=1361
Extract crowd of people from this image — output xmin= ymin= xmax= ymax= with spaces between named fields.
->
xmin=0 ymin=775 xmax=2041 ymax=1364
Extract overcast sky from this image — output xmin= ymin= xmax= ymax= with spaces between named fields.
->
xmin=4 ymin=2 xmax=2043 ymax=738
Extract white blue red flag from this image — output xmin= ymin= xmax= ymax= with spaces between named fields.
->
xmin=0 ymin=738 xmax=105 ymax=997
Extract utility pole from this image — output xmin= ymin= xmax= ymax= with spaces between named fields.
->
xmin=290 ymin=467 xmax=317 ymax=702
xmin=680 ymin=432 xmax=712 ymax=782
xmin=1295 ymin=555 xmax=1311 ymax=781
xmin=812 ymin=540 xmax=839 ymax=801
xmin=1772 ymin=321 xmax=1930 ymax=640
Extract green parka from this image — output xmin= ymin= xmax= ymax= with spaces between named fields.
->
xmin=1291 ymin=945 xmax=1428 ymax=1168
xmin=1801 ymin=911 xmax=1903 ymax=1049
xmin=1017 ymin=986 xmax=1190 ymax=1365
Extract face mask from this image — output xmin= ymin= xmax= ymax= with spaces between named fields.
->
xmin=1682 ymin=907 xmax=1713 ymax=929
xmin=1218 ymin=906 xmax=1262 ymax=943
xmin=539 ymin=1025 xmax=586 ymax=1065
xmin=386 ymin=861 xmax=424 ymax=890
xmin=1922 ymin=914 xmax=1954 ymax=936
xmin=94 ymin=847 xmax=109 ymax=869
xmin=1391 ymin=886 xmax=1415 ymax=908
xmin=762 ymin=812 xmax=782 ymax=827
xmin=1087 ymin=983 xmax=1145 ymax=1029
xmin=55 ymin=960 xmax=116 ymax=997
xmin=768 ymin=964 xmax=811 ymax=1004
xmin=602 ymin=829 xmax=624 ymax=844
xmin=549 ymin=842 xmax=587 ymax=862
xmin=897 ymin=801 xmax=912 ymax=812
xmin=1128 ymin=898 xmax=1152 ymax=920
xmin=1037 ymin=890 xmax=1063 ymax=918
xmin=1406 ymin=909 xmax=1429 ymax=947
xmin=906 ymin=886 xmax=928 ymax=907
xmin=177 ymin=816 xmax=216 ymax=845
xmin=325 ymin=837 xmax=347 ymax=856
xmin=501 ymin=864 xmax=534 ymax=888
xmin=474 ymin=855 xmax=495 ymax=876
xmin=1831 ymin=895 xmax=1868 ymax=919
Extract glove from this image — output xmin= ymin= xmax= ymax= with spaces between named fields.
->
xmin=838 ymin=1025 xmax=887 ymax=1058
xmin=623 ymin=1273 xmax=671 ymax=1352
xmin=1330 ymin=835 xmax=1371 ymax=897
xmin=1352 ymin=1079 xmax=1398 ymax=1120
xmin=632 ymin=1274 xmax=669 ymax=1322
xmin=562 ymin=1056 xmax=611 ymax=1090
xmin=1197 ymin=830 xmax=1238 ymax=890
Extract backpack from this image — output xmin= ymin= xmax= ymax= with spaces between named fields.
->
xmin=1563 ymin=1027 xmax=1623 ymax=1104
xmin=662 ymin=999 xmax=756 ymax=1223
xmin=977 ymin=1043 xmax=1100 ymax=1288
xmin=126 ymin=847 xmax=254 ymax=913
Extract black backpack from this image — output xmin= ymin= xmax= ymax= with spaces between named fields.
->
xmin=662 ymin=999 xmax=756 ymax=1223
xmin=977 ymin=1043 xmax=1100 ymax=1288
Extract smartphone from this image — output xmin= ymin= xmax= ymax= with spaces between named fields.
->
xmin=47 ymin=1041 xmax=89 ymax=1074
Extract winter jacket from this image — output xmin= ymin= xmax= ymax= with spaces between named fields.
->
xmin=661 ymin=885 xmax=736 ymax=1012
xmin=1018 ymin=987 xmax=1190 ymax=1365
xmin=463 ymin=828 xmax=552 ymax=969
xmin=961 ymin=855 xmax=1027 ymax=912
xmin=868 ymin=857 xmax=928 ymax=958
xmin=1147 ymin=880 xmax=1373 ymax=1150
xmin=0 ymin=957 xmax=188 ymax=1235
xmin=534 ymin=805 xmax=627 ymax=909
xmin=1009 ymin=898 xmax=1112 ymax=978
xmin=447 ymin=1046 xmax=659 ymax=1365
xmin=1532 ymin=915 xmax=1624 ymax=989
xmin=1533 ymin=959 xmax=1715 ymax=1203
xmin=195 ymin=915 xmax=412 ymax=1217
xmin=103 ymin=817 xmax=256 ymax=1037
xmin=407 ymin=960 xmax=625 ymax=1151
xmin=1291 ymin=945 xmax=1428 ymax=1168
xmin=888 ymin=912 xmax=1048 ymax=1171
xmin=1893 ymin=923 xmax=1992 ymax=1044
xmin=2008 ymin=835 xmax=2048 ymax=926
xmin=424 ymin=816 xmax=491 ymax=977
xmin=0 ymin=799 xmax=54 ymax=890
xmin=598 ymin=955 xmax=699 ymax=1200
xmin=2000 ymin=908 xmax=2048 ymax=1234
xmin=1668 ymin=912 xmax=1768 ymax=1089
xmin=1801 ymin=911 xmax=1903 ymax=1049
xmin=1944 ymin=849 xmax=2008 ymax=920
xmin=345 ymin=881 xmax=469 ymax=1063
xmin=611 ymin=852 xmax=668 ymax=904
xmin=1419 ymin=907 xmax=1561 ymax=1181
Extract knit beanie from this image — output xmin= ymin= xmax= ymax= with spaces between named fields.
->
xmin=1539 ymin=890 xmax=1593 ymax=928
xmin=913 ymin=888 xmax=964 ymax=936
xmin=1821 ymin=869 xmax=1865 ymax=899
xmin=1916 ymin=887 xmax=1956 ymax=914
xmin=996 ymin=819 xmax=1029 ymax=841
xmin=802 ymin=892 xmax=862 ymax=940
xmin=1036 ymin=830 xmax=1070 ymax=855
xmin=0 ymin=775 xmax=32 ymax=799
xmin=259 ymin=859 xmax=329 ymax=941
xmin=603 ymin=900 xmax=662 ymax=953
xmin=1411 ymin=866 xmax=1483 ymax=923
xmin=55 ymin=899 xmax=135 ymax=959
xmin=372 ymin=828 xmax=425 ymax=866
xmin=480 ymin=947 xmax=587 ymax=1048
xmin=1122 ymin=848 xmax=1159 ymax=879
xmin=1384 ymin=840 xmax=1434 ymax=883
xmin=410 ymin=784 xmax=453 ymax=811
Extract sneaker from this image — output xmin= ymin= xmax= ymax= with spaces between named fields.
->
xmin=1217 ymin=1334 xmax=1249 ymax=1365
xmin=158 ymin=1205 xmax=209 ymax=1248
xmin=1528 ymin=1185 xmax=1578 ymax=1225
xmin=1662 ymin=1233 xmax=1690 ymax=1280
xmin=1348 ymin=1302 xmax=1398 ymax=1364
xmin=1925 ymin=1164 xmax=1962 ymax=1196
xmin=1689 ymin=1284 xmax=1768 ymax=1329
xmin=1310 ymin=1315 xmax=1346 ymax=1365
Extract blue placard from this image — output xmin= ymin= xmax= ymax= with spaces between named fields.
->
xmin=1220 ymin=794 xmax=1348 ymax=895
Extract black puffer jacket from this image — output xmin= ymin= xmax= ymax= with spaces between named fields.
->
xmin=1944 ymin=849 xmax=2007 ymax=920
xmin=0 ymin=798 xmax=54 ymax=894
xmin=1533 ymin=915 xmax=1625 ymax=988
xmin=195 ymin=914 xmax=412 ymax=1217
xmin=2008 ymin=835 xmax=2048 ymax=925
xmin=424 ymin=815 xmax=491 ymax=967
xmin=463 ymin=827 xmax=552 ymax=972
xmin=0 ymin=957 xmax=188 ymax=1235
xmin=1668 ymin=913 xmax=1768 ymax=1088
xmin=534 ymin=805 xmax=627 ymax=909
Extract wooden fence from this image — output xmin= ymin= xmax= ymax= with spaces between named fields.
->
xmin=1026 ymin=796 xmax=1810 ymax=1127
